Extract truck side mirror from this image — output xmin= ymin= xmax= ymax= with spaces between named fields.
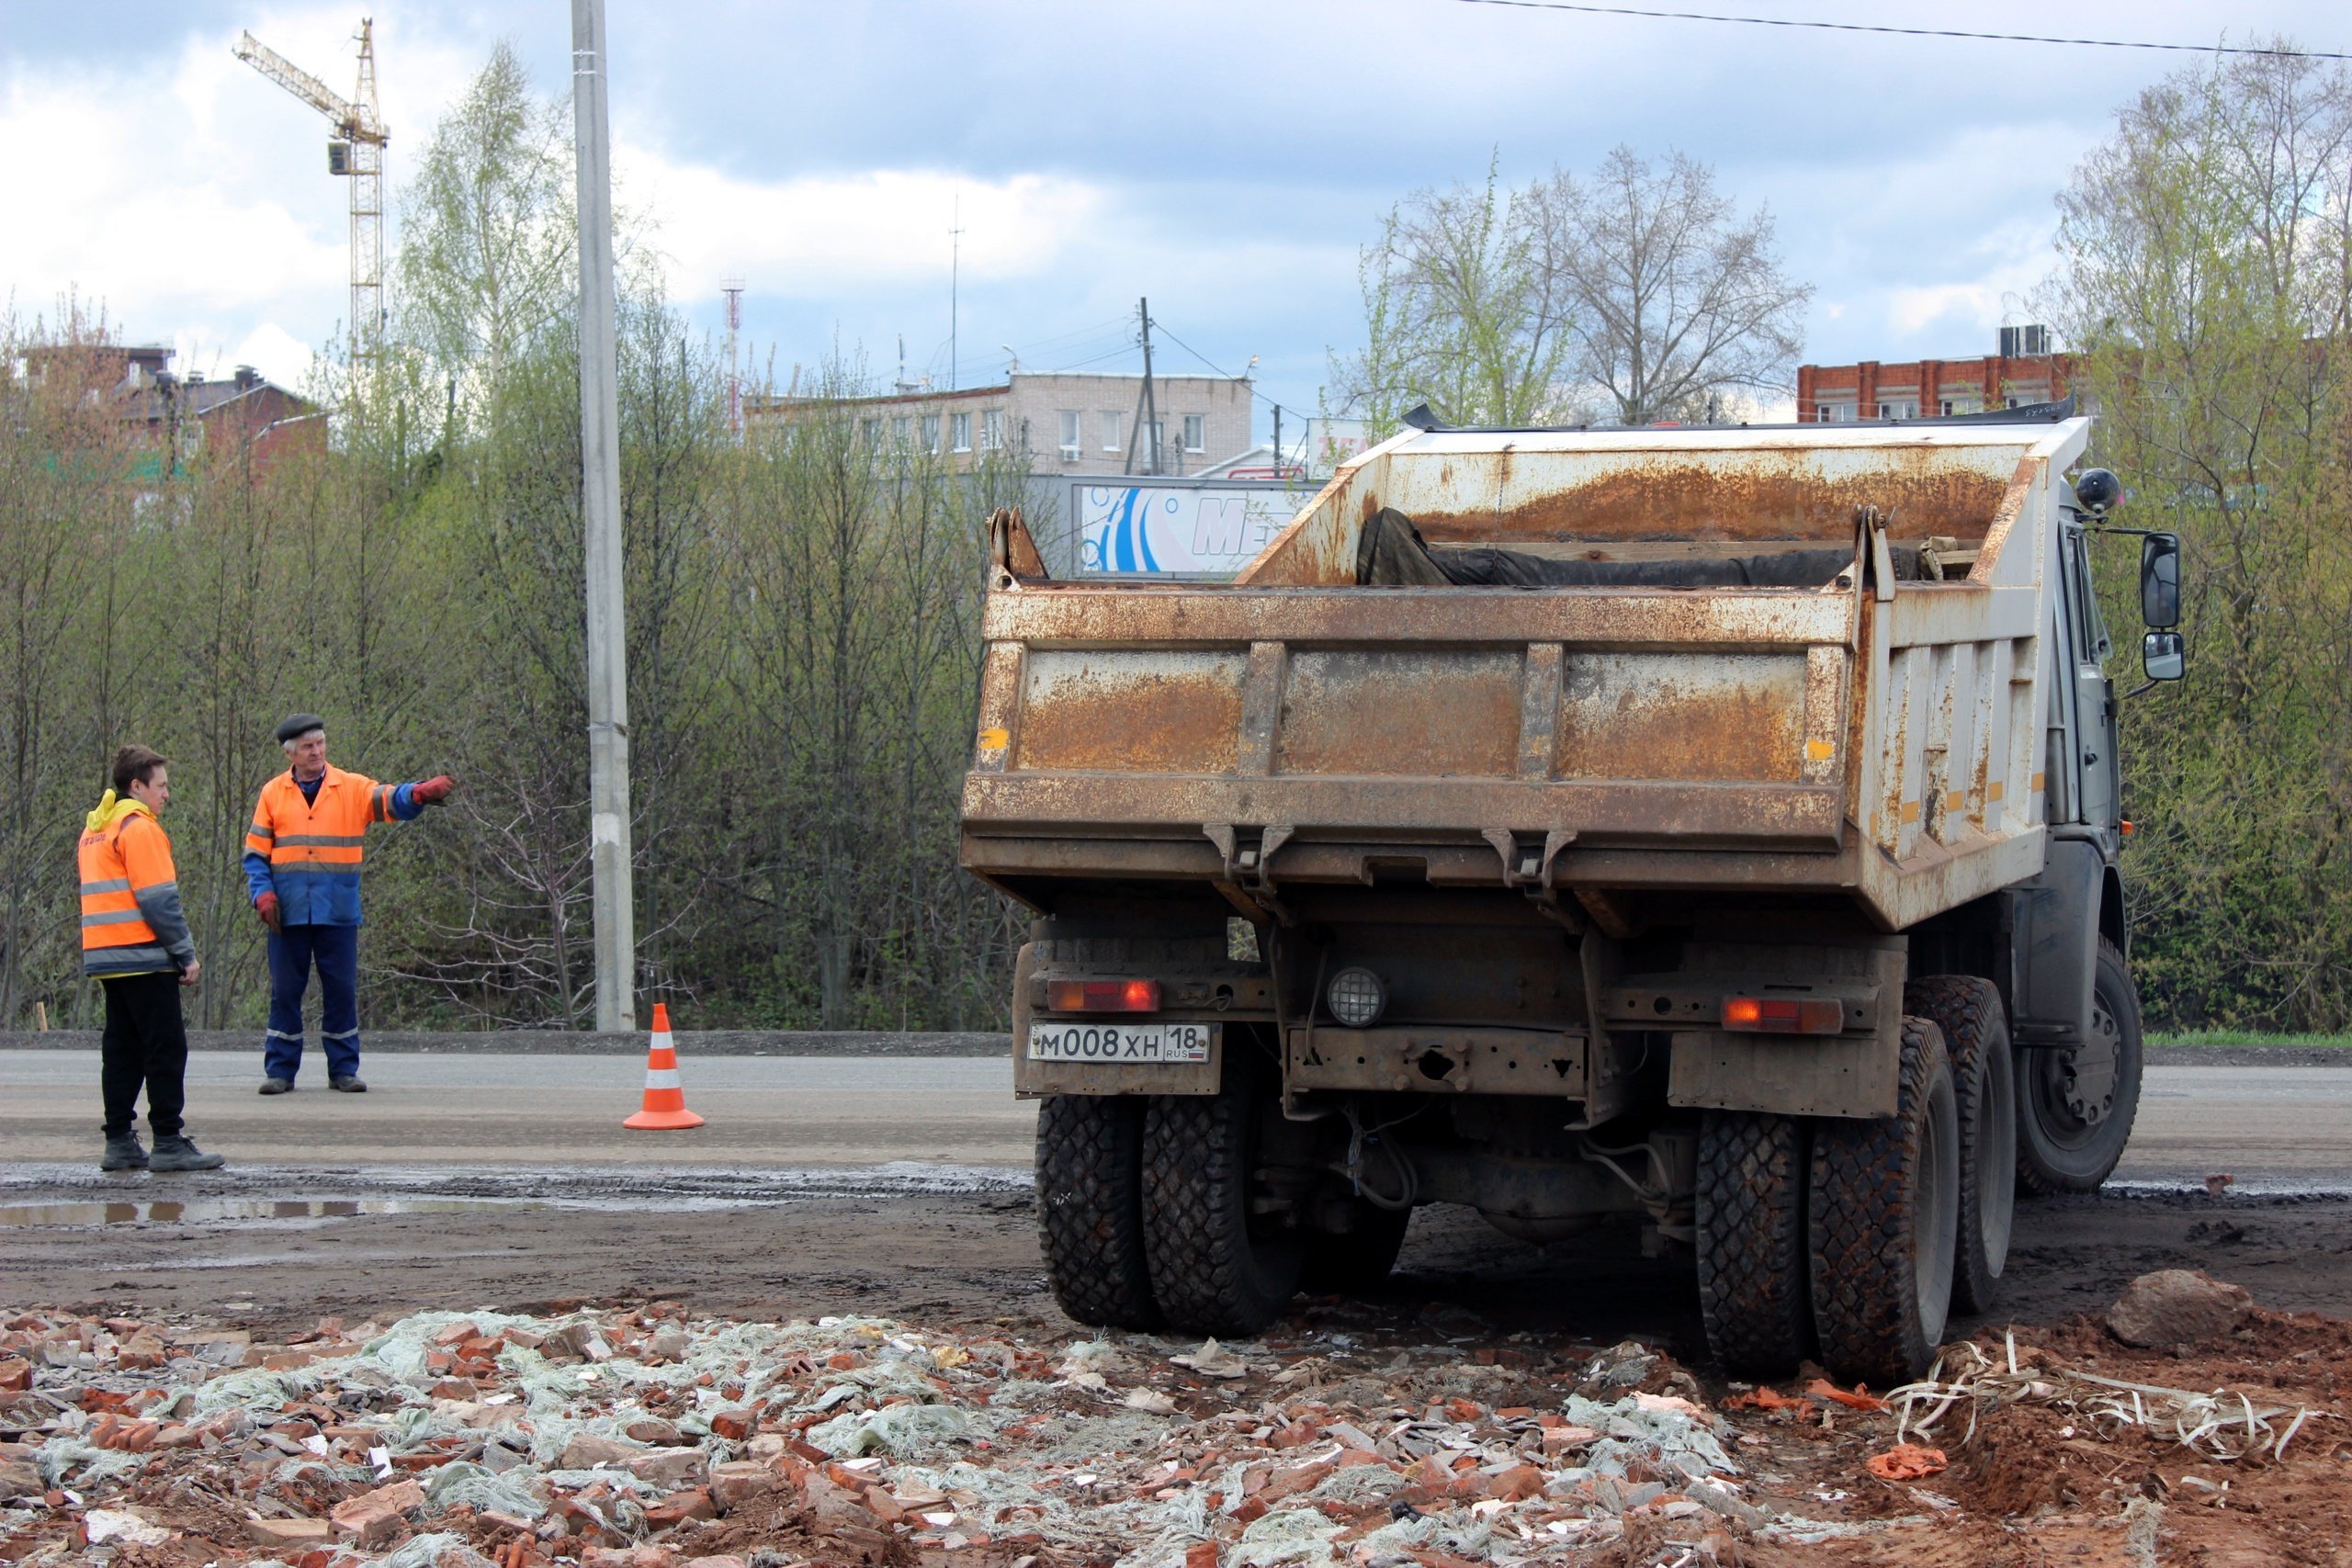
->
xmin=2143 ymin=630 xmax=2185 ymax=682
xmin=2140 ymin=533 xmax=2180 ymax=627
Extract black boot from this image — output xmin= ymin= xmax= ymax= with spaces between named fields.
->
xmin=150 ymin=1134 xmax=226 ymax=1172
xmin=101 ymin=1133 xmax=148 ymax=1171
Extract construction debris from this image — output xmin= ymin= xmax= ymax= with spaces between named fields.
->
xmin=2 ymin=1289 xmax=2347 ymax=1567
xmin=2104 ymin=1269 xmax=2254 ymax=1350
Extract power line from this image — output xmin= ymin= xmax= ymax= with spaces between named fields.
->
xmin=1443 ymin=0 xmax=2351 ymax=59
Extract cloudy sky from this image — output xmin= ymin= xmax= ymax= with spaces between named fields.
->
xmin=2 ymin=1 xmax=2343 ymax=440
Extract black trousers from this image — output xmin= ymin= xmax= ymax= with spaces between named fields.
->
xmin=100 ymin=970 xmax=187 ymax=1139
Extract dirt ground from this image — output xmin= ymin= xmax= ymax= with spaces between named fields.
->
xmin=6 ymin=1179 xmax=2351 ymax=1351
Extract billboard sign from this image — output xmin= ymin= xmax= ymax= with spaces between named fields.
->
xmin=1072 ymin=480 xmax=1306 ymax=578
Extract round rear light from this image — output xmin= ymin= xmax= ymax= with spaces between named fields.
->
xmin=1327 ymin=966 xmax=1386 ymax=1028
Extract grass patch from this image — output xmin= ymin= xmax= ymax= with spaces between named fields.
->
xmin=2148 ymin=1030 xmax=2352 ymax=1049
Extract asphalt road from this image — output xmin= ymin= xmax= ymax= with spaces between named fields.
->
xmin=3 ymin=1052 xmax=2347 ymax=1191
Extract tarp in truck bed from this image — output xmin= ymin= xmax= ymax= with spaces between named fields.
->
xmin=1354 ymin=506 xmax=1918 ymax=588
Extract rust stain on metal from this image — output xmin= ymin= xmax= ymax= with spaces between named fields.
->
xmin=1408 ymin=446 xmax=2012 ymax=546
xmin=1970 ymin=457 xmax=2041 ymax=584
xmin=1554 ymin=652 xmax=1809 ymax=784
xmin=1277 ymin=649 xmax=1524 ymax=779
xmin=983 ymin=585 xmax=1853 ymax=649
xmin=1013 ymin=649 xmax=1247 ymax=774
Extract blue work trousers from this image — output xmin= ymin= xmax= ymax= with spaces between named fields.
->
xmin=263 ymin=923 xmax=362 ymax=1081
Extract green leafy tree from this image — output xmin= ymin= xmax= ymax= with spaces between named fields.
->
xmin=2048 ymin=41 xmax=2352 ymax=1029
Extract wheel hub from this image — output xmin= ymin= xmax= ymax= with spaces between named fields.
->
xmin=2060 ymin=1005 xmax=2121 ymax=1122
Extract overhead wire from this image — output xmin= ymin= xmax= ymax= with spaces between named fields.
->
xmin=1442 ymin=0 xmax=2350 ymax=60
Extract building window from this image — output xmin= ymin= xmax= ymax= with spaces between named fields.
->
xmin=1876 ymin=398 xmax=1918 ymax=420
xmin=1100 ymin=411 xmax=1122 ymax=452
xmin=1816 ymin=401 xmax=1854 ymax=423
xmin=1183 ymin=413 xmax=1204 ymax=453
xmin=892 ymin=414 xmax=910 ymax=445
xmin=980 ymin=409 xmax=1003 ymax=451
xmin=861 ymin=417 xmax=882 ymax=445
xmin=1059 ymin=411 xmax=1082 ymax=460
xmin=921 ymin=413 xmax=941 ymax=452
xmin=1939 ymin=396 xmax=1980 ymax=417
xmin=951 ymin=412 xmax=972 ymax=452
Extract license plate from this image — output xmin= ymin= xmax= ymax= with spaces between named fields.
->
xmin=1027 ymin=1021 xmax=1214 ymax=1064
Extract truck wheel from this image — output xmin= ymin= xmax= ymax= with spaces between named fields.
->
xmin=1141 ymin=1057 xmax=1303 ymax=1337
xmin=1809 ymin=1017 xmax=1959 ymax=1387
xmin=1696 ymin=1111 xmax=1815 ymax=1377
xmin=2016 ymin=938 xmax=2143 ymax=1195
xmin=1904 ymin=976 xmax=2017 ymax=1315
xmin=1301 ymin=1201 xmax=1411 ymax=1292
xmin=1036 ymin=1094 xmax=1161 ymax=1330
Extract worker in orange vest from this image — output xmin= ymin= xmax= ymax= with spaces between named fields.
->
xmin=81 ymin=745 xmax=225 ymax=1172
xmin=243 ymin=715 xmax=455 ymax=1094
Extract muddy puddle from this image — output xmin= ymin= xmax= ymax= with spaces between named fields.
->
xmin=0 ymin=1195 xmax=540 ymax=1227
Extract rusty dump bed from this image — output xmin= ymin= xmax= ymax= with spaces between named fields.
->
xmin=962 ymin=418 xmax=2089 ymax=933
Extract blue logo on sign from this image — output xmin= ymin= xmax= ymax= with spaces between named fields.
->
xmin=1085 ymin=487 xmax=1161 ymax=573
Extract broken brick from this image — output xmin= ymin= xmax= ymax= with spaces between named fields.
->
xmin=329 ymin=1479 xmax=424 ymax=1548
xmin=249 ymin=1516 xmax=333 ymax=1549
xmin=640 ymin=1487 xmax=717 ymax=1528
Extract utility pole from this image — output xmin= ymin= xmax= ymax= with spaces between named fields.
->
xmin=1137 ymin=297 xmax=1160 ymax=476
xmin=948 ymin=197 xmax=963 ymax=391
xmin=572 ymin=0 xmax=636 ymax=1033
xmin=1272 ymin=405 xmax=1282 ymax=474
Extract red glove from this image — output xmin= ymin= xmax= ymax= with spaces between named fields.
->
xmin=255 ymin=891 xmax=282 ymax=932
xmin=413 ymin=775 xmax=457 ymax=806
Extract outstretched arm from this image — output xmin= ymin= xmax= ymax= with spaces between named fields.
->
xmin=368 ymin=776 xmax=452 ymax=822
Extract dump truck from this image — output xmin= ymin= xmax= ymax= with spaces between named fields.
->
xmin=959 ymin=405 xmax=2187 ymax=1385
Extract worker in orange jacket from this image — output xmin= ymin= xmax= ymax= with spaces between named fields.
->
xmin=81 ymin=745 xmax=225 ymax=1172
xmin=242 ymin=715 xmax=455 ymax=1093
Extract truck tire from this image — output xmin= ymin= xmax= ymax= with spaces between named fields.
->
xmin=1696 ymin=1111 xmax=1815 ymax=1377
xmin=1141 ymin=1057 xmax=1303 ymax=1337
xmin=1809 ymin=1017 xmax=1959 ymax=1387
xmin=2016 ymin=938 xmax=2143 ymax=1195
xmin=1301 ymin=1201 xmax=1411 ymax=1293
xmin=1904 ymin=976 xmax=2017 ymax=1315
xmin=1035 ymin=1094 xmax=1161 ymax=1330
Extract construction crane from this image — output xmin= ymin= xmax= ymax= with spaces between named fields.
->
xmin=232 ymin=18 xmax=387 ymax=367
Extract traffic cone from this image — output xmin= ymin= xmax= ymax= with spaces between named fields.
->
xmin=623 ymin=1002 xmax=705 ymax=1130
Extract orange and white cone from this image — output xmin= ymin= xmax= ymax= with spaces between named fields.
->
xmin=623 ymin=1002 xmax=705 ymax=1130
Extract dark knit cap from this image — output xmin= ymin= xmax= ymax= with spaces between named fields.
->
xmin=275 ymin=713 xmax=326 ymax=743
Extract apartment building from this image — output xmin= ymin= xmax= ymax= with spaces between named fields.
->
xmin=1796 ymin=325 xmax=2074 ymax=422
xmin=754 ymin=370 xmax=1254 ymax=476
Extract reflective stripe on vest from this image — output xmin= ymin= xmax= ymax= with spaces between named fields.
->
xmin=254 ymin=769 xmax=383 ymax=876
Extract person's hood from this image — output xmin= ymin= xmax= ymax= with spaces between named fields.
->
xmin=85 ymin=791 xmax=155 ymax=833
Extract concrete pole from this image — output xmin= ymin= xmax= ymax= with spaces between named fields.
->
xmin=571 ymin=0 xmax=636 ymax=1033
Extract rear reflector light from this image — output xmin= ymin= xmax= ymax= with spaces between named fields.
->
xmin=1721 ymin=996 xmax=1845 ymax=1034
xmin=1046 ymin=979 xmax=1161 ymax=1013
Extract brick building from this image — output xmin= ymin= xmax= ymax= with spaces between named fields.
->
xmin=752 ymin=370 xmax=1255 ymax=477
xmin=1796 ymin=326 xmax=2074 ymax=422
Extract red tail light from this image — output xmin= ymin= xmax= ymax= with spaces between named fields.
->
xmin=1046 ymin=979 xmax=1161 ymax=1013
xmin=1721 ymin=996 xmax=1845 ymax=1034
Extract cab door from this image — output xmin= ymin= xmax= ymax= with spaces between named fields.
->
xmin=2057 ymin=525 xmax=2120 ymax=836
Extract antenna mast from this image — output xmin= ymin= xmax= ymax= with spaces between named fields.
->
xmin=948 ymin=196 xmax=963 ymax=391
xmin=721 ymin=279 xmax=744 ymax=435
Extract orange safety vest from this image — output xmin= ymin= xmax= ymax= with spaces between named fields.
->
xmin=79 ymin=802 xmax=187 ymax=977
xmin=243 ymin=766 xmax=409 ymax=927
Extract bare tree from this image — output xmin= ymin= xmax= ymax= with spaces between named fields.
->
xmin=1329 ymin=158 xmax=1579 ymax=439
xmin=1534 ymin=146 xmax=1811 ymax=426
